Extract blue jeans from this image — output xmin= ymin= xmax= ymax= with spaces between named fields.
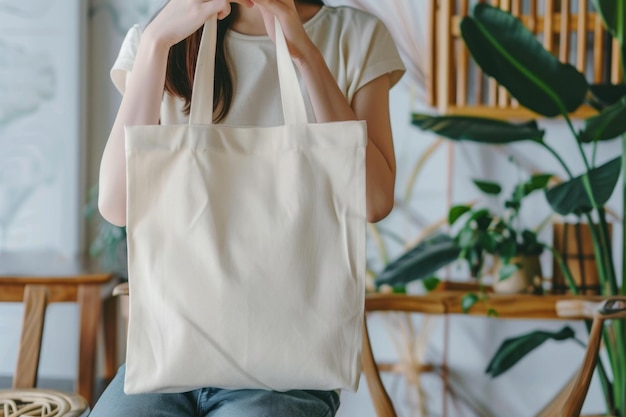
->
xmin=89 ymin=365 xmax=340 ymax=417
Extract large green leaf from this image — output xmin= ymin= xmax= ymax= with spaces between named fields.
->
xmin=485 ymin=326 xmax=576 ymax=377
xmin=592 ymin=0 xmax=626 ymax=45
xmin=592 ymin=0 xmax=626 ymax=95
xmin=375 ymin=235 xmax=461 ymax=288
xmin=411 ymin=114 xmax=544 ymax=144
xmin=589 ymin=83 xmax=626 ymax=107
xmin=461 ymin=4 xmax=588 ymax=117
xmin=546 ymin=157 xmax=622 ymax=215
xmin=580 ymin=97 xmax=626 ymax=143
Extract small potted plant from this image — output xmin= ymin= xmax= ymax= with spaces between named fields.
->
xmin=450 ymin=174 xmax=550 ymax=294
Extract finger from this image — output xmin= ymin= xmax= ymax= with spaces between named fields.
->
xmin=200 ymin=0 xmax=230 ymax=20
xmin=216 ymin=2 xmax=231 ymax=20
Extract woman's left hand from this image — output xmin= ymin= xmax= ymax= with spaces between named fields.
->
xmin=252 ymin=0 xmax=317 ymax=61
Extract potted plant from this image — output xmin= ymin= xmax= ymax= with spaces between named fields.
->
xmin=378 ymin=2 xmax=626 ymax=414
xmin=450 ymin=174 xmax=549 ymax=295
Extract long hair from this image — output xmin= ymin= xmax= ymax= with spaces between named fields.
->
xmin=163 ymin=0 xmax=325 ymax=123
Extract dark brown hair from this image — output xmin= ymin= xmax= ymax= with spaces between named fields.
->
xmin=163 ymin=0 xmax=325 ymax=123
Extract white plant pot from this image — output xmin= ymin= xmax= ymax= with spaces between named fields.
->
xmin=493 ymin=255 xmax=542 ymax=294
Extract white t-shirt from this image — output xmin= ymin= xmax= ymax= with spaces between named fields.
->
xmin=111 ymin=5 xmax=405 ymax=126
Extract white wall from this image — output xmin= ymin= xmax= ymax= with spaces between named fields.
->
xmin=0 ymin=0 xmax=86 ymax=380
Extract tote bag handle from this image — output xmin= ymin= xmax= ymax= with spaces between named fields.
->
xmin=189 ymin=15 xmax=308 ymax=126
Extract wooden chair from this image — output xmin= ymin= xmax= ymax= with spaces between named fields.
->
xmin=428 ymin=0 xmax=621 ymax=118
xmin=361 ymin=293 xmax=626 ymax=417
xmin=0 ymin=286 xmax=88 ymax=417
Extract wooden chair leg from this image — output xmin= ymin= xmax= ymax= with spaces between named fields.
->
xmin=13 ymin=285 xmax=48 ymax=389
xmin=103 ymin=295 xmax=118 ymax=382
xmin=77 ymin=285 xmax=101 ymax=406
xmin=362 ymin=315 xmax=397 ymax=417
xmin=562 ymin=316 xmax=605 ymax=417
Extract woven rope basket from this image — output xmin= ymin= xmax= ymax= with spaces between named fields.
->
xmin=0 ymin=390 xmax=87 ymax=417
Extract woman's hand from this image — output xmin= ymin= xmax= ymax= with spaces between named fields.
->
xmin=251 ymin=0 xmax=317 ymax=62
xmin=144 ymin=0 xmax=254 ymax=48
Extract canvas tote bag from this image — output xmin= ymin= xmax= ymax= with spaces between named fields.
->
xmin=124 ymin=16 xmax=366 ymax=394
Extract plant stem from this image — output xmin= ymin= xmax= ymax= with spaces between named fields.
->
xmin=623 ymin=133 xmax=626 ymax=297
xmin=540 ymin=142 xmax=574 ymax=179
xmin=612 ymin=320 xmax=626 ymax=415
xmin=547 ymin=246 xmax=578 ymax=295
xmin=582 ymin=212 xmax=610 ymax=291
xmin=596 ymin=208 xmax=618 ymax=294
xmin=533 ymin=212 xmax=554 ymax=234
xmin=617 ymin=14 xmax=626 ymax=417
xmin=563 ymin=113 xmax=592 ymax=172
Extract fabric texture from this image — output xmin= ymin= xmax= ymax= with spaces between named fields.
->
xmin=124 ymin=16 xmax=367 ymax=394
xmin=90 ymin=365 xmax=340 ymax=417
xmin=111 ymin=6 xmax=406 ymax=126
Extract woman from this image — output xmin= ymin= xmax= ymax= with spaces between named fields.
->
xmin=93 ymin=0 xmax=404 ymax=415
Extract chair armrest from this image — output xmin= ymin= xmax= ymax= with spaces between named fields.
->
xmin=556 ymin=298 xmax=626 ymax=319
xmin=112 ymin=282 xmax=128 ymax=297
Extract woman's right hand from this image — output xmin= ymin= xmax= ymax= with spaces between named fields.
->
xmin=144 ymin=0 xmax=253 ymax=48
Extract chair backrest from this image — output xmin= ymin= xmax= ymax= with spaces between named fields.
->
xmin=0 ymin=285 xmax=89 ymax=416
xmin=361 ymin=294 xmax=626 ymax=417
xmin=427 ymin=0 xmax=620 ymax=118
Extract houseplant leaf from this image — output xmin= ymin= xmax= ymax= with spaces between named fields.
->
xmin=545 ymin=157 xmax=622 ymax=214
xmin=589 ymin=83 xmax=626 ymax=107
xmin=499 ymin=263 xmax=520 ymax=281
xmin=461 ymin=4 xmax=588 ymax=117
xmin=411 ymin=114 xmax=544 ymax=144
xmin=592 ymin=0 xmax=626 ymax=61
xmin=375 ymin=235 xmax=461 ymax=288
xmin=473 ymin=179 xmax=502 ymax=195
xmin=449 ymin=205 xmax=471 ymax=225
xmin=469 ymin=209 xmax=492 ymax=230
xmin=579 ymin=97 xmax=626 ymax=143
xmin=462 ymin=293 xmax=479 ymax=313
xmin=485 ymin=326 xmax=576 ymax=377
xmin=423 ymin=276 xmax=441 ymax=292
xmin=498 ymin=239 xmax=518 ymax=261
xmin=514 ymin=173 xmax=553 ymax=197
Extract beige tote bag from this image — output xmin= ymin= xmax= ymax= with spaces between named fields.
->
xmin=124 ymin=16 xmax=366 ymax=394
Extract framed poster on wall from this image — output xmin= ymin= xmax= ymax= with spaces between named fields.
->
xmin=0 ymin=0 xmax=86 ymax=255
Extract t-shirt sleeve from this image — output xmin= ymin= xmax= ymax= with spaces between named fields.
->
xmin=347 ymin=14 xmax=406 ymax=101
xmin=110 ymin=24 xmax=142 ymax=94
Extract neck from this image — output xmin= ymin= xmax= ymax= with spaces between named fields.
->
xmin=231 ymin=2 xmax=323 ymax=36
